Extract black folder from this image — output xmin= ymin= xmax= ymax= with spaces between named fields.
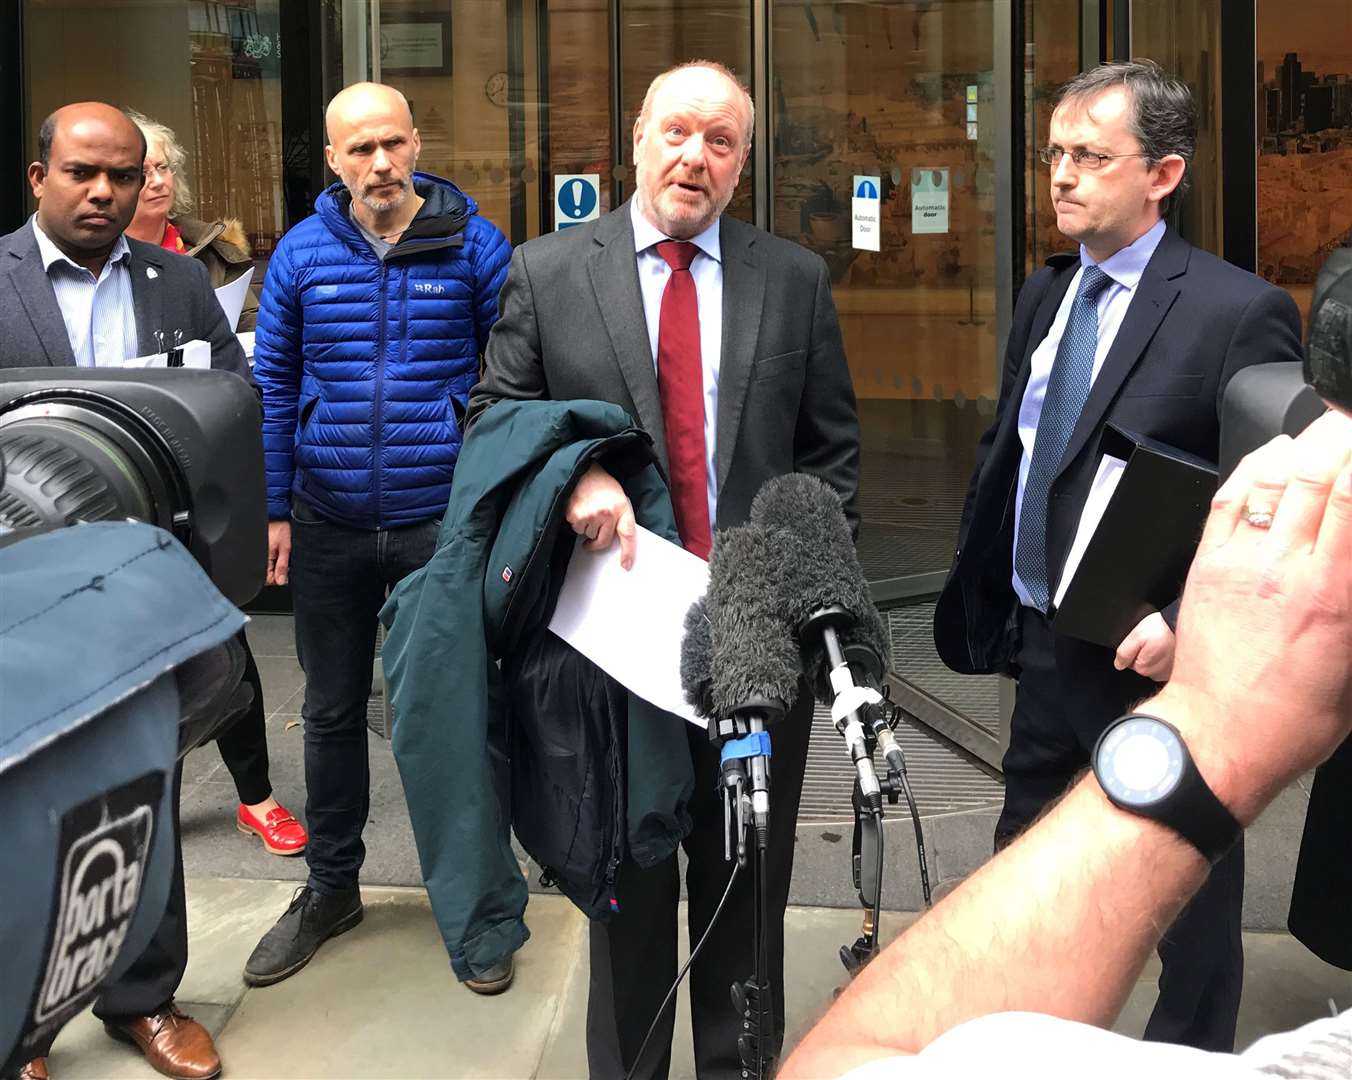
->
xmin=1050 ymin=424 xmax=1217 ymax=649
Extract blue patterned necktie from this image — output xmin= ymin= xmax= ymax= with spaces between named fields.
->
xmin=1014 ymin=264 xmax=1114 ymax=613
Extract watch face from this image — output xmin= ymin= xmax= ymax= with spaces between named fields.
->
xmin=1097 ymin=717 xmax=1185 ymax=807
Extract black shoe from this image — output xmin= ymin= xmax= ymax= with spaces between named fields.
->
xmin=243 ymin=885 xmax=362 ymax=987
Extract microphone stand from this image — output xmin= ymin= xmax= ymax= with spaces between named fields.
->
xmin=709 ymin=696 xmax=781 ymax=1080
xmin=797 ymin=607 xmax=934 ymax=977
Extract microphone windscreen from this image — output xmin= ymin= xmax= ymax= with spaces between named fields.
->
xmin=706 ymin=524 xmax=802 ymax=718
xmin=680 ymin=597 xmax=715 ymax=718
xmin=750 ymin=473 xmax=890 ymax=702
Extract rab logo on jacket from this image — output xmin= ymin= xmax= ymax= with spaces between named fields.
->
xmin=33 ymin=773 xmax=162 ymax=1028
xmin=414 ymin=283 xmax=447 ymax=296
xmin=501 ymin=565 xmax=514 ymax=584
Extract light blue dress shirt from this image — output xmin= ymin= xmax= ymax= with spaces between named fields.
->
xmin=1011 ymin=218 xmax=1167 ymax=608
xmin=631 ymin=199 xmax=723 ymax=527
xmin=31 ymin=215 xmax=139 ymax=368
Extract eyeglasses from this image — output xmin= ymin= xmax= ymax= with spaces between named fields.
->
xmin=1037 ymin=145 xmax=1151 ymax=170
xmin=143 ymin=162 xmax=175 ymax=179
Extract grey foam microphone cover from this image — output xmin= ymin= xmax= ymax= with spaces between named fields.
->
xmin=705 ymin=524 xmax=802 ymax=718
xmin=680 ymin=596 xmax=715 ymax=718
xmin=750 ymin=473 xmax=890 ymax=703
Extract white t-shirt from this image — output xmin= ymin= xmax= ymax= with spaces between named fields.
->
xmin=837 ymin=1009 xmax=1352 ymax=1080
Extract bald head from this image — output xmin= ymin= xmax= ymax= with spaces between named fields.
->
xmin=29 ymin=101 xmax=146 ymax=273
xmin=325 ymin=82 xmax=414 ymax=145
xmin=39 ymin=102 xmax=145 ymax=168
xmin=324 ymin=82 xmax=422 ymax=221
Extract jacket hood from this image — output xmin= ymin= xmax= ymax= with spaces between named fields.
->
xmin=173 ymin=216 xmax=251 ymax=261
xmin=315 ymin=172 xmax=479 ymax=255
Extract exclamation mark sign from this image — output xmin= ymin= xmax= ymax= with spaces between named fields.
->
xmin=570 ymin=179 xmax=584 ymax=217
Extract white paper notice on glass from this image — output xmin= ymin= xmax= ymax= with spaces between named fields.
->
xmin=1053 ymin=453 xmax=1128 ymax=610
xmin=214 ymin=267 xmax=255 ymax=332
xmin=548 ymin=525 xmax=711 ymax=728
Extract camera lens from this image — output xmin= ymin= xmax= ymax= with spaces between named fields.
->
xmin=0 ymin=396 xmax=181 ymax=535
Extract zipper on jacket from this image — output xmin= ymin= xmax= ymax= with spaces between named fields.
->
xmin=604 ymin=856 xmax=620 ymax=914
xmin=373 ymin=262 xmax=389 ymax=520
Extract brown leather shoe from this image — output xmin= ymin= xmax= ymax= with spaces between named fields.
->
xmin=18 ymin=1058 xmax=48 ymax=1080
xmin=104 ymin=1003 xmax=221 ymax=1080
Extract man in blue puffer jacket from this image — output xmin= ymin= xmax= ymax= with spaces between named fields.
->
xmin=246 ymin=81 xmax=511 ymax=991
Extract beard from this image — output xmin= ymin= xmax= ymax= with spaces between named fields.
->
xmin=355 ymin=177 xmax=412 ymax=214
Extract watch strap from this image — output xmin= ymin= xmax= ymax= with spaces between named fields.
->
xmin=1094 ymin=713 xmax=1241 ymax=865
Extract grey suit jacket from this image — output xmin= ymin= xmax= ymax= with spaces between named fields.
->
xmin=0 ymin=220 xmax=248 ymax=378
xmin=469 ymin=201 xmax=860 ymax=531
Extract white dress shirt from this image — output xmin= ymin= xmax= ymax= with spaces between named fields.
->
xmin=31 ymin=215 xmax=138 ymax=368
xmin=631 ymin=199 xmax=723 ymax=527
xmin=1011 ymin=218 xmax=1167 ymax=608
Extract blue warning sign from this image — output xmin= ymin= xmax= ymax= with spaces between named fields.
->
xmin=854 ymin=179 xmax=878 ymax=199
xmin=555 ymin=174 xmax=601 ymax=229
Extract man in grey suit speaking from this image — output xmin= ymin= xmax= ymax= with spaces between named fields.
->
xmin=470 ymin=61 xmax=860 ymax=1079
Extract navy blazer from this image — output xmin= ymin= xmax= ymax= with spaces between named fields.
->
xmin=934 ymin=226 xmax=1303 ymax=675
xmin=0 ymin=220 xmax=247 ymax=378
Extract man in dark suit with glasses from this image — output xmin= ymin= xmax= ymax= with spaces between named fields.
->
xmin=934 ymin=61 xmax=1303 ymax=1052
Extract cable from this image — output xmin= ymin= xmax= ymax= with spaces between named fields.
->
xmin=623 ymin=860 xmax=742 ymax=1080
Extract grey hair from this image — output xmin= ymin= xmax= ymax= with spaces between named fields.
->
xmin=1055 ymin=59 xmax=1196 ymax=213
xmin=124 ymin=108 xmax=194 ymax=217
xmin=638 ymin=60 xmax=755 ymax=146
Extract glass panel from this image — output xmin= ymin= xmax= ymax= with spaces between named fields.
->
xmin=618 ymin=0 xmax=753 ymax=222
xmin=545 ymin=0 xmax=615 ymax=217
xmin=1024 ymin=0 xmax=1081 ymax=273
xmin=24 ymin=0 xmax=287 ymax=271
xmin=1255 ymin=1 xmax=1352 ymax=324
xmin=1131 ymin=0 xmax=1224 ymax=257
xmin=328 ymin=0 xmax=541 ymax=243
xmin=771 ymin=0 xmax=999 ymax=586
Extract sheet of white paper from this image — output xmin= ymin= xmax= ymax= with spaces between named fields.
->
xmin=548 ymin=525 xmax=710 ymax=727
xmin=214 ymin=267 xmax=254 ymax=332
xmin=1053 ymin=453 xmax=1128 ymax=610
xmin=180 ymin=339 xmax=212 ymax=369
xmin=117 ymin=339 xmax=212 ymax=370
xmin=120 ymin=351 xmax=168 ymax=368
xmin=237 ymin=331 xmax=256 ymax=364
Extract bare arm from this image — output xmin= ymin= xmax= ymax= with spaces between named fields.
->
xmin=784 ymin=409 xmax=1352 ymax=1077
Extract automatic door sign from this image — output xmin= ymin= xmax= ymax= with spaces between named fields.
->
xmin=911 ymin=167 xmax=950 ymax=235
xmin=554 ymin=174 xmax=601 ymax=230
xmin=852 ymin=175 xmax=881 ymax=252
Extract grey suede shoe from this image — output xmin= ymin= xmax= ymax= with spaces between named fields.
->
xmin=464 ymin=956 xmax=515 ymax=995
xmin=243 ymin=885 xmax=363 ymax=987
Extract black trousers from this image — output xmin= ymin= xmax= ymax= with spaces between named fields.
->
xmin=288 ymin=504 xmax=440 ymax=894
xmin=92 ymin=764 xmax=187 ymax=1023
xmin=996 ymin=607 xmax=1245 ymax=1053
xmin=586 ymin=696 xmax=813 ymax=1080
xmin=215 ymin=630 xmax=272 ymax=806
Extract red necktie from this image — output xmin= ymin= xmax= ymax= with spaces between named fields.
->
xmin=655 ymin=240 xmax=712 ymax=560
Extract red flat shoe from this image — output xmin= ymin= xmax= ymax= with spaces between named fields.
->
xmin=237 ymin=803 xmax=308 ymax=856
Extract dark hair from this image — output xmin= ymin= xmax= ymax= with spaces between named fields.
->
xmin=1055 ymin=60 xmax=1197 ymax=213
xmin=35 ymin=106 xmax=147 ymax=169
xmin=37 ymin=113 xmax=57 ymax=168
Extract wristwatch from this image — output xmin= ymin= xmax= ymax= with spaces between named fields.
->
xmin=1091 ymin=713 xmax=1241 ymax=864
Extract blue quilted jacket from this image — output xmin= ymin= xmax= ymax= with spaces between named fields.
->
xmin=253 ymin=174 xmax=511 ymax=528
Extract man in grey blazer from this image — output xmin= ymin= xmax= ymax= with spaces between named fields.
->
xmin=1 ymin=102 xmax=244 ymax=1080
xmin=0 ymin=103 xmax=245 ymax=377
xmin=470 ymin=61 xmax=859 ymax=1079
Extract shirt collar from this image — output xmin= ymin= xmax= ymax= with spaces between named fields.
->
xmin=31 ymin=214 xmax=132 ymax=275
xmin=1080 ymin=218 xmax=1166 ymax=291
xmin=631 ymin=199 xmax=722 ymax=264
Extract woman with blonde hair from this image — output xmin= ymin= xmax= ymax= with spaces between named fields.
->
xmin=124 ymin=109 xmax=259 ymax=330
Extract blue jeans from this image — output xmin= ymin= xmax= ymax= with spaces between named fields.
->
xmin=289 ymin=498 xmax=440 ymax=894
